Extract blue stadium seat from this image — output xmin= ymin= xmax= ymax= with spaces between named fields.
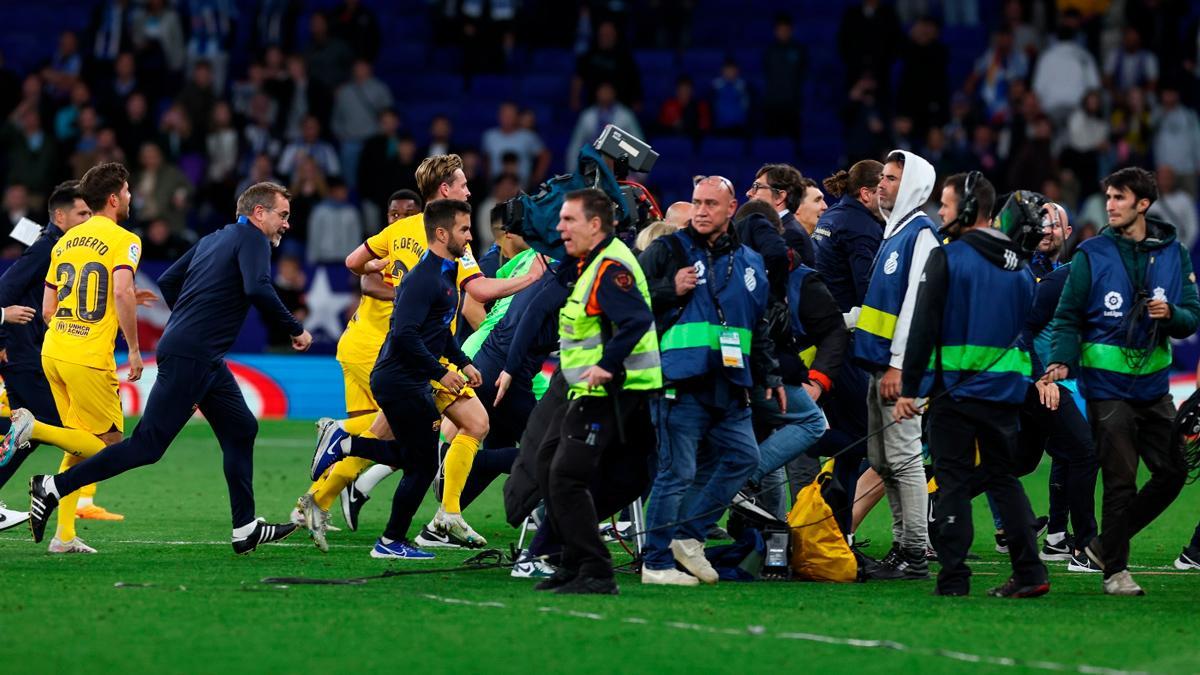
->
xmin=634 ymin=50 xmax=678 ymax=75
xmin=469 ymin=75 xmax=518 ymax=100
xmin=699 ymin=137 xmax=747 ymax=160
xmin=750 ymin=137 xmax=798 ymax=163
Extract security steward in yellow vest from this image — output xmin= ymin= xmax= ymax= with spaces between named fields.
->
xmin=533 ymin=188 xmax=661 ymax=596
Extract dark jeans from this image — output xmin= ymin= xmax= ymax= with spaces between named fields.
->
xmin=1011 ymin=383 xmax=1098 ymax=546
xmin=55 ymin=355 xmax=260 ymax=527
xmin=348 ymin=390 xmax=440 ymax=542
xmin=535 ymin=390 xmax=649 ymax=579
xmin=814 ymin=352 xmax=870 ymax=534
xmin=1088 ymin=395 xmax=1187 ymax=576
xmin=928 ymin=398 xmax=1046 ymax=593
xmin=0 ymin=364 xmax=62 ymax=490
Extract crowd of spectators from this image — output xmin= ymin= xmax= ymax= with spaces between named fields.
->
xmin=0 ymin=0 xmax=1197 ymax=266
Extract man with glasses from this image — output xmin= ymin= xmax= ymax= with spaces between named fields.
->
xmin=746 ymin=163 xmax=814 ymax=267
xmin=638 ymin=175 xmax=784 ymax=586
xmin=27 ymin=182 xmax=313 ymax=554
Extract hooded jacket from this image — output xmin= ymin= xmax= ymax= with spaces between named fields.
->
xmin=854 ymin=149 xmax=939 ymax=371
xmin=900 ymin=227 xmax=1032 ymax=399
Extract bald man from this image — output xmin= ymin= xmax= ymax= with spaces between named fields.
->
xmin=664 ymin=201 xmax=692 ymax=229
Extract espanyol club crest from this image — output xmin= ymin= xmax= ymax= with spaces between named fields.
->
xmin=1153 ymin=286 xmax=1167 ymax=302
xmin=743 ymin=267 xmax=756 ymax=291
xmin=883 ymin=251 xmax=900 ymax=275
xmin=693 ymin=259 xmax=706 ymax=279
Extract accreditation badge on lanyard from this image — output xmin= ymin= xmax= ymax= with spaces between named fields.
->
xmin=706 ymin=250 xmax=745 ymax=369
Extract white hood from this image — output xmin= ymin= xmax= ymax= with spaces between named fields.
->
xmin=880 ymin=150 xmax=936 ymax=236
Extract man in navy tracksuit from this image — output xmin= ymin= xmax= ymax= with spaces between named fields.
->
xmin=0 ymin=183 xmax=78 ymax=528
xmin=309 ymin=199 xmax=483 ymax=560
xmin=27 ymin=182 xmax=312 ymax=554
xmin=810 ymin=160 xmax=884 ymax=535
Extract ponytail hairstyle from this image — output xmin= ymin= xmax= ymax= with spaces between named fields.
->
xmin=823 ymin=159 xmax=883 ymax=199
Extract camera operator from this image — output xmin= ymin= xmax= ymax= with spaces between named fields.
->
xmin=637 ymin=176 xmax=784 ymax=586
xmin=1046 ymin=167 xmax=1200 ymax=596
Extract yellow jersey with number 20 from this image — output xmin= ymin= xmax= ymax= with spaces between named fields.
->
xmin=337 ymin=212 xmax=481 ymax=364
xmin=42 ymin=214 xmax=141 ymax=372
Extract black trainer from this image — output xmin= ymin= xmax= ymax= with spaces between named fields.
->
xmin=28 ymin=475 xmax=59 ymax=543
xmin=1067 ymin=550 xmax=1102 ymax=573
xmin=340 ymin=484 xmax=369 ymax=532
xmin=1174 ymin=545 xmax=1200 ymax=571
xmin=867 ymin=547 xmax=929 ymax=580
xmin=987 ymin=577 xmax=1050 ymax=598
xmin=535 ymin=569 xmax=577 ymax=591
xmin=554 ymin=574 xmax=619 ymax=595
xmin=1040 ymin=532 xmax=1075 ymax=561
xmin=995 ymin=516 xmax=1050 ymax=555
xmin=232 ymin=519 xmax=298 ymax=555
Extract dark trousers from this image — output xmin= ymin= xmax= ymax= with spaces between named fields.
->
xmin=1012 ymin=383 xmax=1099 ymax=546
xmin=1047 ymin=458 xmax=1070 ymax=535
xmin=928 ymin=398 xmax=1046 ymax=593
xmin=535 ymin=390 xmax=648 ymax=579
xmin=813 ymin=351 xmax=870 ymax=534
xmin=1088 ymin=395 xmax=1187 ymax=575
xmin=347 ymin=390 xmax=440 ymax=542
xmin=472 ymin=354 xmax=537 ymax=450
xmin=55 ymin=355 xmax=260 ymax=527
xmin=0 ymin=364 xmax=62 ymax=490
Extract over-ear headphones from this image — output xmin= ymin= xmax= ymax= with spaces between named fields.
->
xmin=958 ymin=170 xmax=983 ymax=227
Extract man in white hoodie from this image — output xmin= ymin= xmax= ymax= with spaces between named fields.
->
xmin=852 ymin=150 xmax=939 ymax=579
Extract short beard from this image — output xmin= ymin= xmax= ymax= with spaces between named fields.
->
xmin=270 ymin=234 xmax=282 ymax=247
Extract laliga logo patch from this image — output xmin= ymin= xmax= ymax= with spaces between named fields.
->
xmin=1104 ymin=291 xmax=1124 ymax=318
xmin=1003 ymin=249 xmax=1019 ymax=271
xmin=883 ymin=251 xmax=900 ymax=275
xmin=128 ymin=243 xmax=141 ymax=266
xmin=743 ymin=267 xmax=756 ymax=291
xmin=1153 ymin=286 xmax=1167 ymax=302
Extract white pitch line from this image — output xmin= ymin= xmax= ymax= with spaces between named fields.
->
xmin=528 ymin=604 xmax=1146 ymax=674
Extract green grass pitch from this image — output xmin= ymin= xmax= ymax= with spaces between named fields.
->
xmin=2 ymin=419 xmax=1198 ymax=674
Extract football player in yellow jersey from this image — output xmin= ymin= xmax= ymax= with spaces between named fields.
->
xmin=288 ymin=191 xmax=421 ymax=529
xmin=11 ymin=163 xmax=154 ymax=553
xmin=297 ymin=154 xmax=544 ymax=551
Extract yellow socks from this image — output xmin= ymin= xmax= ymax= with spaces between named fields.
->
xmin=32 ymin=421 xmax=106 ymax=458
xmin=441 ymin=434 xmax=481 ymax=513
xmin=55 ymin=453 xmax=83 ymax=541
xmin=342 ymin=414 xmax=375 ymax=437
xmin=313 ymin=457 xmax=372 ymax=510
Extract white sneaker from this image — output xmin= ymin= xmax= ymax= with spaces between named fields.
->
xmin=289 ymin=499 xmax=306 ymax=528
xmin=48 ymin=537 xmax=97 ymax=554
xmin=0 ymin=501 xmax=30 ymax=532
xmin=434 ymin=509 xmax=487 ymax=548
xmin=511 ymin=551 xmax=556 ymax=579
xmin=642 ymin=567 xmax=700 ymax=586
xmin=1103 ymin=570 xmax=1145 ymax=596
xmin=670 ymin=538 xmax=719 ymax=584
xmin=300 ymin=493 xmax=330 ymax=552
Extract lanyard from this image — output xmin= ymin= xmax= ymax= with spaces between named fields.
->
xmin=703 ymin=247 xmax=735 ymax=327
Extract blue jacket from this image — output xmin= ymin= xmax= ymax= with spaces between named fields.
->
xmin=659 ymin=229 xmax=769 ymax=389
xmin=813 ymin=194 xmax=883 ymax=313
xmin=1076 ymin=233 xmax=1182 ymax=402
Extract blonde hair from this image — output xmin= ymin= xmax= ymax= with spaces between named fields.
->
xmin=415 ymin=154 xmax=464 ymax=202
xmin=635 ymin=220 xmax=676 ymax=252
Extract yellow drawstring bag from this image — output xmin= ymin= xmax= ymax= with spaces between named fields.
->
xmin=788 ymin=460 xmax=857 ymax=582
